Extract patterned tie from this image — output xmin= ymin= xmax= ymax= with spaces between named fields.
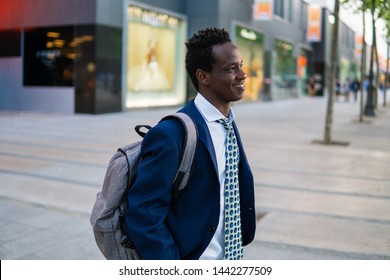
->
xmin=217 ymin=118 xmax=243 ymax=260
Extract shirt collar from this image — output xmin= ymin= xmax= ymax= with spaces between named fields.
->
xmin=194 ymin=93 xmax=235 ymax=123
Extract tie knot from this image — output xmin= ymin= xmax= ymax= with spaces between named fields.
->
xmin=217 ymin=118 xmax=233 ymax=130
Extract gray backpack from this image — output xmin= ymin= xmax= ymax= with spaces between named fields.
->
xmin=90 ymin=112 xmax=197 ymax=260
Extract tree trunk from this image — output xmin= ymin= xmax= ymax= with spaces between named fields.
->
xmin=364 ymin=0 xmax=376 ymax=116
xmin=374 ymin=26 xmax=380 ymax=109
xmin=359 ymin=8 xmax=366 ymax=122
xmin=324 ymin=0 xmax=340 ymax=144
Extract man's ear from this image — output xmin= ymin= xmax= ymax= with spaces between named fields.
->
xmin=196 ymin=69 xmax=210 ymax=87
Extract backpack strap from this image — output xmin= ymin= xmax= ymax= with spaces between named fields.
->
xmin=160 ymin=112 xmax=198 ymax=199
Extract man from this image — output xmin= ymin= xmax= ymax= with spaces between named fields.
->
xmin=125 ymin=27 xmax=255 ymax=260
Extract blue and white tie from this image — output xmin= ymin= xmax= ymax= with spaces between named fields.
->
xmin=217 ymin=118 xmax=243 ymax=260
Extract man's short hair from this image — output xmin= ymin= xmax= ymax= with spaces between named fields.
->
xmin=185 ymin=28 xmax=231 ymax=91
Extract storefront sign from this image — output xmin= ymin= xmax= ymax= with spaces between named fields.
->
xmin=297 ymin=55 xmax=307 ymax=79
xmin=354 ymin=34 xmax=363 ymax=58
xmin=240 ymin=29 xmax=257 ymax=41
xmin=253 ymin=0 xmax=273 ymax=21
xmin=307 ymin=5 xmax=322 ymax=42
xmin=379 ymin=53 xmax=388 ymax=72
xmin=129 ymin=6 xmax=178 ymax=28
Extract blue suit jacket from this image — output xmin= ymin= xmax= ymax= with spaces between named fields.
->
xmin=125 ymin=100 xmax=255 ymax=259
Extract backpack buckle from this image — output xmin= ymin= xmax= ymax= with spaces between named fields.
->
xmin=121 ymin=236 xmax=135 ymax=249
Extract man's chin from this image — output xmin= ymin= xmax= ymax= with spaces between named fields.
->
xmin=232 ymin=90 xmax=245 ymax=102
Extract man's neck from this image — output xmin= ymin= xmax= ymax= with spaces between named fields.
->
xmin=198 ymin=92 xmax=231 ymax=118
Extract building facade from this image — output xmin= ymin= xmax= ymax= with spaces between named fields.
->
xmin=0 ymin=0 xmax=358 ymax=114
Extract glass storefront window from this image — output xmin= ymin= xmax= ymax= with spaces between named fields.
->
xmin=272 ymin=39 xmax=297 ymax=99
xmin=126 ymin=5 xmax=186 ymax=108
xmin=23 ymin=26 xmax=78 ymax=86
xmin=127 ymin=23 xmax=175 ymax=92
xmin=234 ymin=25 xmax=264 ymax=101
xmin=340 ymin=57 xmax=357 ymax=83
xmin=339 ymin=57 xmax=358 ymax=95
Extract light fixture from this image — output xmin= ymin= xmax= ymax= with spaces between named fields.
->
xmin=328 ymin=15 xmax=335 ymax=24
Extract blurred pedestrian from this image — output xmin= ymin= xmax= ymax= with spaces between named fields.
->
xmin=335 ymin=79 xmax=341 ymax=100
xmin=306 ymin=77 xmax=316 ymax=96
xmin=350 ymin=79 xmax=360 ymax=101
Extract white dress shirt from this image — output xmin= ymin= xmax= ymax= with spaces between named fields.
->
xmin=194 ymin=93 xmax=236 ymax=260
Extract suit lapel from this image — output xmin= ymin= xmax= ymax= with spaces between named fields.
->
xmin=232 ymin=120 xmax=251 ymax=174
xmin=180 ymin=100 xmax=219 ymax=174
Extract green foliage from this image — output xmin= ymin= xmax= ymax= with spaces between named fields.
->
xmin=343 ymin=0 xmax=389 ymax=43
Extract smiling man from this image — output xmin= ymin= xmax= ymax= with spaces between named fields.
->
xmin=125 ymin=27 xmax=256 ymax=260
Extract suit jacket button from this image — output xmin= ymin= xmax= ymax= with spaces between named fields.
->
xmin=208 ymin=226 xmax=216 ymax=232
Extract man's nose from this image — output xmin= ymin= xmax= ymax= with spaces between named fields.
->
xmin=238 ymin=68 xmax=247 ymax=79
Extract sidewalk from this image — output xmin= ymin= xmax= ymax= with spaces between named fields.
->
xmin=0 ymin=95 xmax=389 ymax=260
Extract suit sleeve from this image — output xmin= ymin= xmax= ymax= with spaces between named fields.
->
xmin=124 ymin=123 xmax=182 ymax=259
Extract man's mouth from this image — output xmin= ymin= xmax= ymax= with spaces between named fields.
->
xmin=234 ymin=83 xmax=245 ymax=90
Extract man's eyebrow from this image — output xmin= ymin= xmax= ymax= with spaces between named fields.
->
xmin=226 ymin=60 xmax=243 ymax=66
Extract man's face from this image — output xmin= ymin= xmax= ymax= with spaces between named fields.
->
xmin=207 ymin=42 xmax=247 ymax=104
